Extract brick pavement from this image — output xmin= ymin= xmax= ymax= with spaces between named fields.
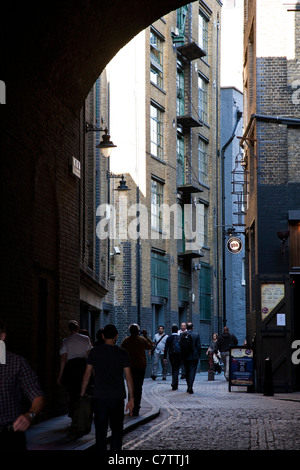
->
xmin=26 ymin=372 xmax=300 ymax=451
xmin=122 ymin=372 xmax=300 ymax=451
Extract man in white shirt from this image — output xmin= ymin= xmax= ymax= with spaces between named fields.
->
xmin=57 ymin=320 xmax=92 ymax=422
xmin=151 ymin=325 xmax=167 ymax=380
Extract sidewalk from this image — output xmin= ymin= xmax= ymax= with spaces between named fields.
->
xmin=26 ymin=372 xmax=300 ymax=450
xmin=26 ymin=396 xmax=160 ymax=450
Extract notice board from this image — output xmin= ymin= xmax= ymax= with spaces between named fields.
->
xmin=229 ymin=347 xmax=254 ymax=391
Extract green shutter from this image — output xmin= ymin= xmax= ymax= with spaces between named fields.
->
xmin=151 ymin=252 xmax=168 ymax=298
xmin=199 ymin=264 xmax=211 ymax=320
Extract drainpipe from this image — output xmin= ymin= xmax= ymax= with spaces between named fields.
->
xmin=221 ymin=108 xmax=243 ymax=328
xmin=240 ymin=113 xmax=300 ymax=147
xmin=215 ymin=17 xmax=221 ymax=334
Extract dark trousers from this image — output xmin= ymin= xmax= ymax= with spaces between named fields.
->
xmin=131 ymin=368 xmax=145 ymax=415
xmin=93 ymin=398 xmax=124 ymax=451
xmin=170 ymin=356 xmax=181 ymax=389
xmin=62 ymin=357 xmax=87 ymax=418
xmin=0 ymin=430 xmax=27 ymax=450
xmin=183 ymin=359 xmax=198 ymax=391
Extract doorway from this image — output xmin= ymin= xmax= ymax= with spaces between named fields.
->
xmin=152 ymin=303 xmax=164 ymax=338
xmin=292 ymin=275 xmax=300 ymax=390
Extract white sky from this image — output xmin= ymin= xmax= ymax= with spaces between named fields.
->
xmin=221 ymin=0 xmax=244 ymax=92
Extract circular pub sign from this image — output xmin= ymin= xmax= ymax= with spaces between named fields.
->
xmin=226 ymin=237 xmax=243 ymax=254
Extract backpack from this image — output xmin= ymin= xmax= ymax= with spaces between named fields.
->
xmin=180 ymin=332 xmax=193 ymax=358
xmin=169 ymin=335 xmax=181 ymax=356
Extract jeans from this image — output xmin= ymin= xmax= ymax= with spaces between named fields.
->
xmin=221 ymin=351 xmax=230 ymax=380
xmin=93 ymin=398 xmax=124 ymax=451
xmin=152 ymin=352 xmax=167 ymax=378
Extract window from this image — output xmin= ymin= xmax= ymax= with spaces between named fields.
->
xmin=150 ymin=29 xmax=164 ymax=88
xmin=176 ymin=62 xmax=185 ymax=116
xmin=177 ymin=132 xmax=185 ymax=185
xmin=199 ymin=263 xmax=211 ymax=320
xmin=198 ymin=11 xmax=209 ymax=57
xmin=198 ymin=202 xmax=208 ymax=248
xmin=178 ymin=266 xmax=190 ymax=302
xmin=150 ymin=102 xmax=164 ymax=159
xmin=176 ymin=203 xmax=184 ymax=252
xmin=151 ymin=251 xmax=168 ymax=298
xmin=176 ymin=5 xmax=188 ymax=43
xmin=151 ymin=177 xmax=164 ymax=231
xmin=198 ymin=137 xmax=208 ymax=185
xmin=198 ymin=75 xmax=208 ymax=124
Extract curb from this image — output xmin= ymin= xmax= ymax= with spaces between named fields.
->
xmin=79 ymin=406 xmax=160 ymax=451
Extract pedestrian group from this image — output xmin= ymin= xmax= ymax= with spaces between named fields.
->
xmin=0 ymin=316 xmax=238 ymax=452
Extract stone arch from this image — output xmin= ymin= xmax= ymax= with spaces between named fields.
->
xmin=0 ymin=0 xmax=194 ymax=414
xmin=2 ymin=0 xmax=189 ymax=113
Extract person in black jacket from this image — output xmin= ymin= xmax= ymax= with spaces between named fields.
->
xmin=164 ymin=325 xmax=181 ymax=390
xmin=217 ymin=326 xmax=238 ymax=380
xmin=181 ymin=322 xmax=201 ymax=394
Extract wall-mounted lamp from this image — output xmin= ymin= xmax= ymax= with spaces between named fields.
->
xmin=225 ymin=227 xmax=236 ymax=237
xmin=86 ymin=122 xmax=117 ymax=158
xmin=107 ymin=172 xmax=131 ymax=191
xmin=277 ymin=231 xmax=289 ymax=256
xmin=110 ymin=246 xmax=121 ymax=256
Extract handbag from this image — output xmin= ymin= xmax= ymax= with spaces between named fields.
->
xmin=72 ymin=394 xmax=93 ymax=436
xmin=151 ymin=334 xmax=166 ymax=355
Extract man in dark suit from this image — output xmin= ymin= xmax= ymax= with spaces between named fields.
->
xmin=163 ymin=325 xmax=181 ymax=390
xmin=181 ymin=322 xmax=201 ymax=394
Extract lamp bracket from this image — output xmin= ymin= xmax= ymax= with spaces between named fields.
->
xmin=107 ymin=172 xmax=125 ymax=179
xmin=86 ymin=122 xmax=108 ymax=133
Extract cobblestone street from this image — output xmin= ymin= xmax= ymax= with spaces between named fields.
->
xmin=122 ymin=373 xmax=300 ymax=451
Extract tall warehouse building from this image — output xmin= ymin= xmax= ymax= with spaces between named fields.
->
xmin=84 ymin=1 xmax=223 ymax=373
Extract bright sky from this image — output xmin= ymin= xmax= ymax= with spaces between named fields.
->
xmin=220 ymin=0 xmax=244 ymax=92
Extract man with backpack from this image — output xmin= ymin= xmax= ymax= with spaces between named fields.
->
xmin=180 ymin=322 xmax=201 ymax=394
xmin=164 ymin=325 xmax=182 ymax=390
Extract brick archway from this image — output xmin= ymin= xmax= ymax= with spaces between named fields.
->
xmin=2 ymin=0 xmax=188 ymax=113
xmin=0 ymin=0 xmax=190 ymax=410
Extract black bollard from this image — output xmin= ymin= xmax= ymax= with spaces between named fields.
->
xmin=263 ymin=357 xmax=274 ymax=396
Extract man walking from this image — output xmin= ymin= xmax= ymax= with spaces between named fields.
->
xmin=151 ymin=325 xmax=167 ymax=381
xmin=80 ymin=324 xmax=134 ymax=451
xmin=57 ymin=320 xmax=92 ymax=426
xmin=180 ymin=322 xmax=201 ymax=394
xmin=178 ymin=322 xmax=187 ymax=379
xmin=217 ymin=326 xmax=238 ymax=380
xmin=121 ymin=324 xmax=153 ymax=416
xmin=164 ymin=325 xmax=181 ymax=390
xmin=0 ymin=319 xmax=45 ymax=450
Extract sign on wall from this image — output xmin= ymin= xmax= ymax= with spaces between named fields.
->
xmin=226 ymin=237 xmax=243 ymax=254
xmin=70 ymin=156 xmax=81 ymax=178
xmin=261 ymin=283 xmax=285 ymax=321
